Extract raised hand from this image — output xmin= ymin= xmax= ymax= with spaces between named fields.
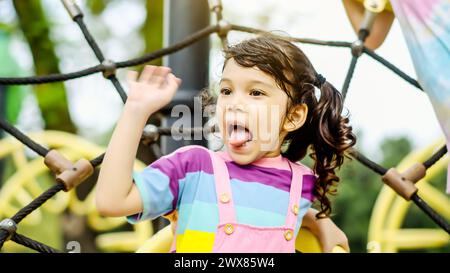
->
xmin=125 ymin=65 xmax=182 ymax=118
xmin=96 ymin=66 xmax=181 ymax=218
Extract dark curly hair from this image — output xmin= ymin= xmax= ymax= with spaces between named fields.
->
xmin=205 ymin=35 xmax=356 ymax=218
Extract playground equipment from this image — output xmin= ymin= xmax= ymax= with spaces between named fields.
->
xmin=0 ymin=131 xmax=152 ymax=252
xmin=0 ymin=0 xmax=448 ymax=252
xmin=368 ymin=139 xmax=449 ymax=252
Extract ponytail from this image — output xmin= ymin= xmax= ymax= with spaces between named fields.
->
xmin=310 ymin=80 xmax=355 ymax=217
xmin=282 ymin=78 xmax=356 ymax=218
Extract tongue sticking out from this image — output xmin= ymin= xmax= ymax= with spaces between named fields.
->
xmin=229 ymin=126 xmax=252 ymax=147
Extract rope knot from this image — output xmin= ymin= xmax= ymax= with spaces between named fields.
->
xmin=101 ymin=59 xmax=117 ymax=79
xmin=0 ymin=218 xmax=17 ymax=241
xmin=351 ymin=39 xmax=364 ymax=57
xmin=142 ymin=124 xmax=160 ymax=145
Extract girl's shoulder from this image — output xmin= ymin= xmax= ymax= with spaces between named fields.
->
xmin=290 ymin=160 xmax=316 ymax=177
xmin=164 ymin=145 xmax=210 ymax=159
xmin=161 ymin=145 xmax=214 ymax=173
xmin=289 ymin=160 xmax=316 ymax=202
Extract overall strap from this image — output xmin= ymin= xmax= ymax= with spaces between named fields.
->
xmin=208 ymin=150 xmax=237 ymax=224
xmin=284 ymin=161 xmax=304 ymax=229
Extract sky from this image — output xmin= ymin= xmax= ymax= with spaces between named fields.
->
xmin=3 ymin=0 xmax=446 ymax=160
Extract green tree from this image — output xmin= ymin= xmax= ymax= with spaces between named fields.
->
xmin=13 ymin=0 xmax=76 ymax=132
xmin=141 ymin=0 xmax=164 ymax=66
xmin=321 ymin=136 xmax=413 ymax=252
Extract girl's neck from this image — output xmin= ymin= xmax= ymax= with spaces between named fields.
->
xmin=262 ymin=149 xmax=282 ymax=158
xmin=252 ymin=153 xmax=284 ymax=165
xmin=218 ymin=150 xmax=288 ymax=169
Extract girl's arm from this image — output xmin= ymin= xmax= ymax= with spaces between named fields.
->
xmin=95 ymin=65 xmax=181 ymax=217
xmin=342 ymin=0 xmax=395 ymax=50
xmin=302 ymin=208 xmax=350 ymax=252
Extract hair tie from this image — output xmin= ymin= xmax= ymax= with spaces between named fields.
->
xmin=315 ymin=74 xmax=326 ymax=88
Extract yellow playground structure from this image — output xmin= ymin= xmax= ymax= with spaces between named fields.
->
xmin=367 ymin=139 xmax=449 ymax=252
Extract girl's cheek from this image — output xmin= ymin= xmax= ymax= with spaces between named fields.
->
xmin=214 ymin=105 xmax=224 ymax=132
xmin=250 ymin=109 xmax=278 ymax=145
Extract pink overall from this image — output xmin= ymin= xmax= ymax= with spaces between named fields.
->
xmin=209 ymin=150 xmax=304 ymax=253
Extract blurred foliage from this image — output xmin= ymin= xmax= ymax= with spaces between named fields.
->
xmin=84 ymin=0 xmax=164 ymax=68
xmin=87 ymin=0 xmax=108 ymax=15
xmin=0 ymin=22 xmax=15 ymax=33
xmin=12 ymin=0 xmax=76 ymax=132
xmin=3 ymin=0 xmax=164 ymax=131
xmin=380 ymin=136 xmax=412 ymax=167
xmin=0 ymin=31 xmax=28 ymax=124
xmin=331 ymin=136 xmax=410 ymax=253
xmin=141 ymin=0 xmax=164 ymax=66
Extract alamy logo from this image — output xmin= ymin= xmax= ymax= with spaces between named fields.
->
xmin=66 ymin=241 xmax=81 ymax=253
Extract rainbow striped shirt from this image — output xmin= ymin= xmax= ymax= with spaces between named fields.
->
xmin=127 ymin=145 xmax=316 ymax=252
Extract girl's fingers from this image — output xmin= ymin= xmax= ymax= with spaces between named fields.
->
xmin=139 ymin=65 xmax=156 ymax=82
xmin=127 ymin=70 xmax=139 ymax=83
xmin=132 ymin=66 xmax=178 ymax=90
xmin=341 ymin=240 xmax=350 ymax=252
xmin=175 ymin=76 xmax=182 ymax=86
xmin=322 ymin=242 xmax=332 ymax=253
xmin=151 ymin=66 xmax=172 ymax=86
xmin=165 ymin=73 xmax=182 ymax=91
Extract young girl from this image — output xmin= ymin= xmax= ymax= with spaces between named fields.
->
xmin=96 ymin=35 xmax=355 ymax=253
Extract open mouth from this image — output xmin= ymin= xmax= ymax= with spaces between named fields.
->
xmin=227 ymin=122 xmax=253 ymax=148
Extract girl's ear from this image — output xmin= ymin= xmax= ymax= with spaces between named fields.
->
xmin=282 ymin=104 xmax=308 ymax=132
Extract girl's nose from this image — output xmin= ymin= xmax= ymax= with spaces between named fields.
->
xmin=226 ymin=103 xmax=246 ymax=112
xmin=226 ymin=91 xmax=247 ymax=112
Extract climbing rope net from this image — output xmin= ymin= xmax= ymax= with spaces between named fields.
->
xmin=0 ymin=0 xmax=449 ymax=253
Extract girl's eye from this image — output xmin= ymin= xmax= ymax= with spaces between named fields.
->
xmin=220 ymin=88 xmax=232 ymax=95
xmin=250 ymin=89 xmax=264 ymax=96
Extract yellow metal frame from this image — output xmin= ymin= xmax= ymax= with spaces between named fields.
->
xmin=354 ymin=0 xmax=392 ymax=12
xmin=368 ymin=138 xmax=450 ymax=252
xmin=363 ymin=0 xmax=390 ymax=13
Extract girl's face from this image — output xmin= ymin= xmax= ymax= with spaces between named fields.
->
xmin=217 ymin=58 xmax=293 ymax=165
